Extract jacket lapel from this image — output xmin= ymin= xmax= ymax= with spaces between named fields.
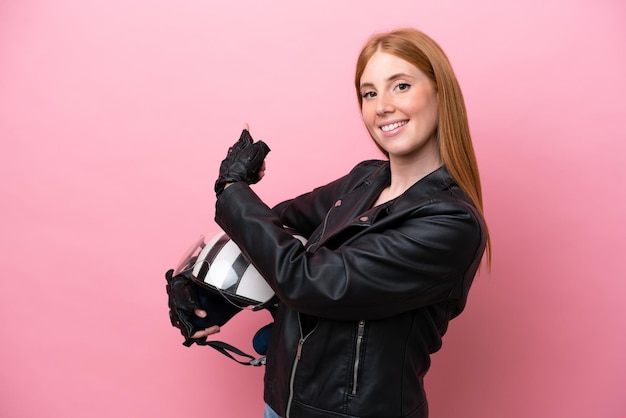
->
xmin=390 ymin=166 xmax=455 ymax=214
xmin=310 ymin=164 xmax=455 ymax=250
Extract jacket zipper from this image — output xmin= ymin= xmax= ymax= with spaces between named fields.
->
xmin=309 ymin=200 xmax=342 ymax=249
xmin=352 ymin=320 xmax=366 ymax=395
xmin=286 ymin=313 xmax=317 ymax=418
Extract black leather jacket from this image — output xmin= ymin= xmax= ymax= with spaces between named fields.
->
xmin=215 ymin=161 xmax=486 ymax=418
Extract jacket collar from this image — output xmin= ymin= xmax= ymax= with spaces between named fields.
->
xmin=363 ymin=162 xmax=456 ymax=211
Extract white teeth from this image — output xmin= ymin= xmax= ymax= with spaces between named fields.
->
xmin=380 ymin=121 xmax=407 ymax=132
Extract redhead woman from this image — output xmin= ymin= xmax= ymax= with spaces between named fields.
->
xmin=199 ymin=28 xmax=489 ymax=418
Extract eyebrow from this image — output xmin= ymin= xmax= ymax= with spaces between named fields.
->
xmin=360 ymin=72 xmax=414 ymax=90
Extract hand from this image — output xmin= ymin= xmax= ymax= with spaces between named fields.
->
xmin=214 ymin=125 xmax=270 ymax=196
xmin=191 ymin=309 xmax=221 ymax=339
xmin=222 ymin=160 xmax=266 ymax=192
xmin=164 ymin=269 xmax=241 ymax=346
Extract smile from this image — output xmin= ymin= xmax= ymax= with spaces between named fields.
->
xmin=380 ymin=121 xmax=408 ymax=132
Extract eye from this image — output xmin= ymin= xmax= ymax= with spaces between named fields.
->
xmin=396 ymin=83 xmax=411 ymax=92
xmin=361 ymin=91 xmax=377 ymax=99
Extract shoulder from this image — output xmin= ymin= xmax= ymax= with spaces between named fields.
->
xmin=394 ymin=167 xmax=486 ymax=243
xmin=349 ymin=159 xmax=387 ymax=174
xmin=414 ymin=192 xmax=487 ymax=257
xmin=342 ymin=159 xmax=388 ymax=185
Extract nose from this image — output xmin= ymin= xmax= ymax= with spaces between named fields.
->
xmin=375 ymin=92 xmax=394 ymax=116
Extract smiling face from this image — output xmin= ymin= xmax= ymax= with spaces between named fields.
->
xmin=359 ymin=51 xmax=440 ymax=167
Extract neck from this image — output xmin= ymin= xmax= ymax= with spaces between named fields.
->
xmin=386 ymin=154 xmax=442 ymax=195
xmin=372 ymin=156 xmax=442 ymax=208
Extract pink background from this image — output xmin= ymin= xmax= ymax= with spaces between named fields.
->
xmin=1 ymin=0 xmax=625 ymax=417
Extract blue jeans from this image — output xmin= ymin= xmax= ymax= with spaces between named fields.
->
xmin=263 ymin=404 xmax=281 ymax=418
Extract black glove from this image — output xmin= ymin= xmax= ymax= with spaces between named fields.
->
xmin=165 ymin=269 xmax=241 ymax=347
xmin=214 ymin=129 xmax=270 ymax=196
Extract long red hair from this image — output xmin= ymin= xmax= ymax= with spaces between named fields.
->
xmin=355 ymin=28 xmax=491 ymax=265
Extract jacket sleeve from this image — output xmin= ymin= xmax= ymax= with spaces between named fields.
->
xmin=215 ymin=182 xmax=485 ymax=321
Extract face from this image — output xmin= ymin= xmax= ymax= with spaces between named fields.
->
xmin=359 ymin=51 xmax=440 ymax=166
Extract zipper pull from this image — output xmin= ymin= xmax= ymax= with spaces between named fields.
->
xmin=296 ymin=338 xmax=305 ymax=360
xmin=357 ymin=320 xmax=365 ymax=338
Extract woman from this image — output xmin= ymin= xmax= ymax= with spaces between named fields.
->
xmin=205 ymin=28 xmax=489 ymax=418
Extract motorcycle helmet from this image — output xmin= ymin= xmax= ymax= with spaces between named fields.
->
xmin=170 ymin=227 xmax=306 ymax=366
xmin=175 ymin=228 xmax=306 ymax=310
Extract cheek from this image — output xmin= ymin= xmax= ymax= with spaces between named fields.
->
xmin=360 ymin=105 xmax=375 ymax=127
xmin=426 ymin=101 xmax=439 ymax=130
xmin=410 ymin=95 xmax=438 ymax=127
xmin=426 ymin=93 xmax=439 ymax=123
xmin=361 ymin=108 xmax=381 ymax=141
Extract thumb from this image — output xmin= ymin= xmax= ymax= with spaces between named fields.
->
xmin=238 ymin=128 xmax=253 ymax=146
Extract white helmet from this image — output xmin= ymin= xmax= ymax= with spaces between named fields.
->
xmin=175 ymin=228 xmax=306 ymax=310
xmin=171 ymin=227 xmax=306 ymax=366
